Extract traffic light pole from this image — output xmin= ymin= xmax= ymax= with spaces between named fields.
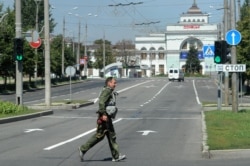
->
xmin=15 ymin=0 xmax=23 ymax=105
xmin=217 ymin=72 xmax=222 ymax=110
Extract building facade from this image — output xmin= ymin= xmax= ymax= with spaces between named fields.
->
xmin=135 ymin=0 xmax=219 ymax=77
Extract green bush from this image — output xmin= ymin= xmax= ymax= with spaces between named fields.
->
xmin=0 ymin=101 xmax=28 ymax=114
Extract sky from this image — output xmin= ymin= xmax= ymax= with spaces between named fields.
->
xmin=0 ymin=0 xmax=243 ymax=44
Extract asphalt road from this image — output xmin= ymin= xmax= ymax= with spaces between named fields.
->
xmin=0 ymin=77 xmax=250 ymax=166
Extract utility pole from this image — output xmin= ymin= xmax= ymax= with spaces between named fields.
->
xmin=237 ymin=0 xmax=241 ymax=20
xmin=84 ymin=23 xmax=87 ymax=77
xmin=77 ymin=19 xmax=81 ymax=77
xmin=34 ymin=0 xmax=41 ymax=85
xmin=15 ymin=0 xmax=23 ymax=105
xmin=62 ymin=16 xmax=65 ymax=76
xmin=103 ymin=31 xmax=105 ymax=78
xmin=44 ymin=0 xmax=51 ymax=106
xmin=224 ymin=0 xmax=229 ymax=106
xmin=230 ymin=0 xmax=238 ymax=112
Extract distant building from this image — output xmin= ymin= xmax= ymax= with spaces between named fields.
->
xmin=135 ymin=0 xmax=219 ymax=77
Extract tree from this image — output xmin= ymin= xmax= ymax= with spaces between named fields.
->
xmin=50 ymin=35 xmax=75 ymax=77
xmin=21 ymin=0 xmax=56 ymax=82
xmin=185 ymin=46 xmax=201 ymax=74
xmin=0 ymin=7 xmax=16 ymax=88
xmin=0 ymin=0 xmax=57 ymax=88
xmin=92 ymin=39 xmax=115 ymax=69
xmin=22 ymin=0 xmax=56 ymax=33
xmin=237 ymin=0 xmax=250 ymax=81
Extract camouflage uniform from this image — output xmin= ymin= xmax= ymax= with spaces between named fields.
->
xmin=79 ymin=86 xmax=120 ymax=159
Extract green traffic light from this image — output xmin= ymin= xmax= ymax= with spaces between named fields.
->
xmin=214 ymin=55 xmax=221 ymax=63
xmin=16 ymin=54 xmax=23 ymax=61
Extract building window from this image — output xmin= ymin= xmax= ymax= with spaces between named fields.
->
xmin=150 ymin=53 xmax=156 ymax=60
xmin=151 ymin=65 xmax=155 ymax=76
xmin=159 ymin=65 xmax=164 ymax=74
xmin=141 ymin=53 xmax=147 ymax=60
xmin=159 ymin=53 xmax=164 ymax=60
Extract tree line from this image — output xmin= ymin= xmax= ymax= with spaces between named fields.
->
xmin=0 ymin=0 xmax=127 ymax=90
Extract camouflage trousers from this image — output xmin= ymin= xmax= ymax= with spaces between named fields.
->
xmin=79 ymin=119 xmax=120 ymax=159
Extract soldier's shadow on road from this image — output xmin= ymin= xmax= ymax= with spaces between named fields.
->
xmin=84 ymin=157 xmax=126 ymax=162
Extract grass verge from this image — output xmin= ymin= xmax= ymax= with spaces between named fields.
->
xmin=0 ymin=109 xmax=41 ymax=119
xmin=205 ymin=110 xmax=250 ymax=150
xmin=34 ymin=100 xmax=89 ymax=106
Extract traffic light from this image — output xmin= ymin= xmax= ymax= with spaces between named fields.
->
xmin=214 ymin=40 xmax=227 ymax=64
xmin=14 ymin=38 xmax=24 ymax=61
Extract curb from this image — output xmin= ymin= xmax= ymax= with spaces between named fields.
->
xmin=27 ymin=101 xmax=94 ymax=110
xmin=201 ymin=107 xmax=250 ymax=159
xmin=201 ymin=110 xmax=211 ymax=159
xmin=0 ymin=102 xmax=94 ymax=124
xmin=0 ymin=110 xmax=53 ymax=124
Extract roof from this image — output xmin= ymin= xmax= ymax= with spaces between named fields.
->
xmin=186 ymin=0 xmax=203 ymax=14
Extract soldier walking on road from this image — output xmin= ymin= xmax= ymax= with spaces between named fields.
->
xmin=78 ymin=77 xmax=126 ymax=162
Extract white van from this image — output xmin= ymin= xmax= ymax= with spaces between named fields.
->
xmin=168 ymin=68 xmax=184 ymax=82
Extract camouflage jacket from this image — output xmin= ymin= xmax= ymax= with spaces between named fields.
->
xmin=98 ymin=86 xmax=116 ymax=115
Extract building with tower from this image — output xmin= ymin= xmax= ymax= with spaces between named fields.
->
xmin=135 ymin=0 xmax=219 ymax=77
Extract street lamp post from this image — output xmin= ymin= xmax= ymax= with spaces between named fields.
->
xmin=103 ymin=31 xmax=106 ymax=78
xmin=83 ymin=13 xmax=97 ymax=78
xmin=44 ymin=0 xmax=51 ymax=106
xmin=34 ymin=0 xmax=41 ymax=84
xmin=0 ymin=13 xmax=8 ymax=23
xmin=62 ymin=7 xmax=78 ymax=77
xmin=62 ymin=16 xmax=65 ymax=76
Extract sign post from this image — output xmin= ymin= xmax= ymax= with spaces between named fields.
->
xmin=225 ymin=28 xmax=242 ymax=112
xmin=29 ymin=38 xmax=42 ymax=48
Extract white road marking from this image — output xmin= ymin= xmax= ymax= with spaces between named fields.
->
xmin=137 ymin=130 xmax=157 ymax=136
xmin=43 ymin=118 xmax=123 ymax=151
xmin=92 ymin=80 xmax=153 ymax=103
xmin=192 ymin=80 xmax=201 ymax=105
xmin=140 ymin=82 xmax=171 ymax=107
xmin=24 ymin=128 xmax=44 ymax=133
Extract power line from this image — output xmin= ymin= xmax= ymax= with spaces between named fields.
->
xmin=108 ymin=2 xmax=143 ymax=7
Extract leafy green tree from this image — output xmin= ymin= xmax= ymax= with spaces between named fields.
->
xmin=50 ymin=35 xmax=75 ymax=77
xmin=92 ymin=39 xmax=115 ymax=69
xmin=21 ymin=0 xmax=56 ymax=82
xmin=22 ymin=0 xmax=56 ymax=33
xmin=0 ymin=7 xmax=16 ymax=88
xmin=237 ymin=0 xmax=250 ymax=81
xmin=185 ymin=46 xmax=201 ymax=74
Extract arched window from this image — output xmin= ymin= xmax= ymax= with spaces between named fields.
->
xmin=158 ymin=47 xmax=165 ymax=60
xmin=180 ymin=37 xmax=203 ymax=50
xmin=140 ymin=47 xmax=147 ymax=60
xmin=149 ymin=47 xmax=156 ymax=60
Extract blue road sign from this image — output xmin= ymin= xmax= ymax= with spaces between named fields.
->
xmin=226 ymin=29 xmax=242 ymax=46
xmin=203 ymin=45 xmax=214 ymax=58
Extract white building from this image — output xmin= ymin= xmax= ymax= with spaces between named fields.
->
xmin=135 ymin=0 xmax=219 ymax=76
